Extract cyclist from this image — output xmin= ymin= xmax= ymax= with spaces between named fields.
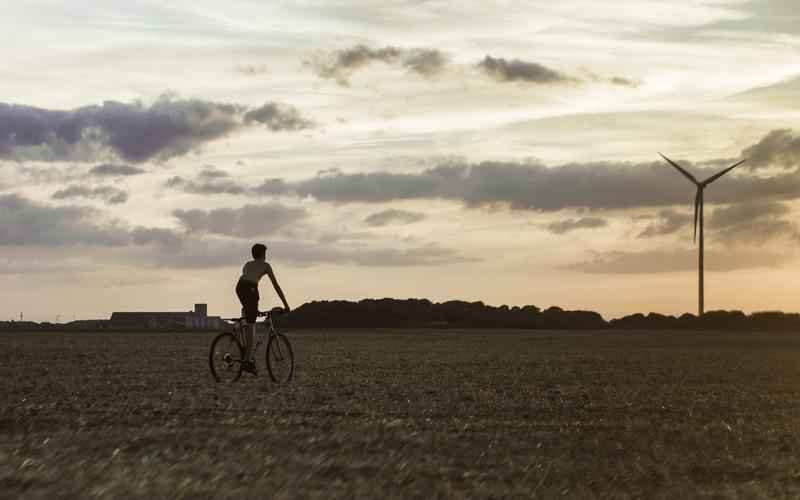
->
xmin=236 ymin=243 xmax=290 ymax=374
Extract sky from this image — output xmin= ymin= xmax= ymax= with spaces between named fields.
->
xmin=2 ymin=0 xmax=800 ymax=321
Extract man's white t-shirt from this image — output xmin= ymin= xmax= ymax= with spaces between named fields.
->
xmin=240 ymin=260 xmax=270 ymax=284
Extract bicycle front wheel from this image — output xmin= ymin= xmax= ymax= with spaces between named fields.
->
xmin=209 ymin=332 xmax=244 ymax=383
xmin=266 ymin=333 xmax=294 ymax=383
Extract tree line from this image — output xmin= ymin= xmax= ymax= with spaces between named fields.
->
xmin=286 ymin=298 xmax=800 ymax=331
xmin=5 ymin=298 xmax=800 ymax=331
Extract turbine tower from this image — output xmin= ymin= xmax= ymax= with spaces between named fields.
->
xmin=659 ymin=153 xmax=747 ymax=316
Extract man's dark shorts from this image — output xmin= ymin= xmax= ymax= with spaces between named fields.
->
xmin=236 ymin=280 xmax=259 ymax=323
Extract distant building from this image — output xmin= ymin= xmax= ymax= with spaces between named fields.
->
xmin=109 ymin=303 xmax=222 ymax=330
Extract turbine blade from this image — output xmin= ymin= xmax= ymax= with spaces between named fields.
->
xmin=693 ymin=189 xmax=701 ymax=244
xmin=702 ymin=159 xmax=747 ymax=185
xmin=659 ymin=153 xmax=699 ymax=184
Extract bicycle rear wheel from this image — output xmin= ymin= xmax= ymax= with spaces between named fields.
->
xmin=209 ymin=332 xmax=244 ymax=383
xmin=266 ymin=333 xmax=294 ymax=383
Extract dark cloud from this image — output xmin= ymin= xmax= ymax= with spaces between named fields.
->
xmin=309 ymin=44 xmax=448 ymax=85
xmin=52 ymin=185 xmax=129 ymax=205
xmin=709 ymin=202 xmax=799 ymax=245
xmin=0 ymin=97 xmax=241 ymax=163
xmin=638 ymin=209 xmax=693 ymax=238
xmin=583 ymin=71 xmax=642 ymax=88
xmin=638 ymin=202 xmax=799 ymax=245
xmin=740 ymin=129 xmax=800 ymax=170
xmin=568 ymin=249 xmax=788 ymax=274
xmin=609 ymin=76 xmax=641 ymax=88
xmin=0 ymin=193 xmax=191 ymax=249
xmin=402 ymin=49 xmax=448 ymax=76
xmin=0 ymin=95 xmax=313 ymax=163
xmin=88 ymin=163 xmax=145 ymax=177
xmin=477 ymin=56 xmax=572 ymax=84
xmin=0 ymin=193 xmax=128 ymax=246
xmin=243 ymin=102 xmax=314 ymax=131
xmin=364 ymin=209 xmax=426 ymax=227
xmin=546 ymin=217 xmax=607 ymax=234
xmin=709 ymin=202 xmax=789 ymax=229
xmin=16 ymin=163 xmax=143 ymax=184
xmin=252 ymin=160 xmax=800 ymax=212
xmin=0 ymin=193 xmax=469 ymax=269
xmin=196 ymin=165 xmax=231 ymax=180
xmin=164 ymin=131 xmax=800 ymax=215
xmin=172 ymin=203 xmax=307 ymax=238
xmin=165 ymin=167 xmax=248 ymax=195
xmin=308 ymin=46 xmax=634 ymax=89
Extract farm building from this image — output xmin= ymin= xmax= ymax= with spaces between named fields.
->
xmin=109 ymin=304 xmax=222 ymax=330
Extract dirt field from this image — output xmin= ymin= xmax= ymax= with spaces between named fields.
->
xmin=2 ymin=329 xmax=800 ymax=499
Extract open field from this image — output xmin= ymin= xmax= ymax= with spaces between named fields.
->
xmin=2 ymin=329 xmax=800 ymax=499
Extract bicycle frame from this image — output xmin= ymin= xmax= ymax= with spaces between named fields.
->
xmin=230 ymin=314 xmax=277 ymax=353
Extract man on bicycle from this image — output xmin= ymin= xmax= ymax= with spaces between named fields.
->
xmin=236 ymin=243 xmax=290 ymax=374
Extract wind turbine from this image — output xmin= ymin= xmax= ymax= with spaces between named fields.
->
xmin=658 ymin=153 xmax=747 ymax=316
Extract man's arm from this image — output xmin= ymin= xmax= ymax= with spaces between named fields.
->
xmin=265 ymin=265 xmax=290 ymax=311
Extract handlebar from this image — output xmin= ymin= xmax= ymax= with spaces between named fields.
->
xmin=224 ymin=307 xmax=289 ymax=323
xmin=258 ymin=306 xmax=289 ymax=318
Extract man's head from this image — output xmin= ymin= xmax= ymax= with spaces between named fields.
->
xmin=251 ymin=243 xmax=267 ymax=260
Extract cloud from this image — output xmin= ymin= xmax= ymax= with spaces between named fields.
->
xmin=243 ymin=102 xmax=314 ymax=131
xmin=477 ymin=56 xmax=572 ymax=84
xmin=148 ymin=237 xmax=474 ymax=269
xmin=14 ymin=164 xmax=142 ymax=184
xmin=14 ymin=165 xmax=84 ymax=184
xmin=741 ymin=129 xmax=800 ymax=170
xmin=327 ymin=245 xmax=474 ymax=268
xmin=130 ymin=227 xmax=184 ymax=247
xmin=165 ymin=166 xmax=248 ymax=195
xmin=638 ymin=209 xmax=693 ymax=238
xmin=734 ymin=75 xmax=800 ymax=106
xmin=0 ymin=95 xmax=313 ymax=163
xmin=52 ymin=185 xmax=129 ymax=205
xmin=402 ymin=49 xmax=448 ymax=76
xmin=0 ymin=193 xmax=188 ymax=249
xmin=568 ymin=249 xmax=788 ymax=274
xmin=88 ymin=163 xmax=146 ymax=177
xmin=638 ymin=202 xmax=799 ymax=245
xmin=0 ymin=193 xmax=471 ymax=270
xmin=252 ymin=160 xmax=800 ymax=212
xmin=364 ymin=209 xmax=426 ymax=227
xmin=308 ymin=46 xmax=634 ymax=89
xmin=0 ymin=193 xmax=129 ymax=246
xmin=709 ymin=202 xmax=800 ymax=245
xmin=609 ymin=76 xmax=641 ymax=88
xmin=709 ymin=202 xmax=789 ymax=229
xmin=546 ymin=217 xmax=607 ymax=234
xmin=164 ymin=130 xmax=800 ymax=213
xmin=172 ymin=203 xmax=307 ymax=238
xmin=309 ymin=44 xmax=448 ymax=85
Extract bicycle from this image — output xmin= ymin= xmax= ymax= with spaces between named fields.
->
xmin=208 ymin=307 xmax=294 ymax=384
